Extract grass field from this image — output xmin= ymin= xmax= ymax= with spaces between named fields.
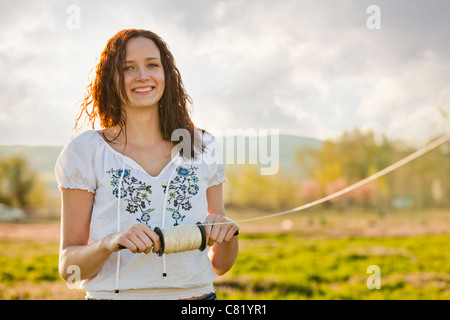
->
xmin=0 ymin=209 xmax=449 ymax=300
xmin=216 ymin=233 xmax=450 ymax=299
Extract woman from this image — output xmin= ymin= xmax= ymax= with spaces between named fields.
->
xmin=55 ymin=29 xmax=239 ymax=300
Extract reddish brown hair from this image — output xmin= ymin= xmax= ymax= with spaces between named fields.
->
xmin=75 ymin=29 xmax=201 ymax=157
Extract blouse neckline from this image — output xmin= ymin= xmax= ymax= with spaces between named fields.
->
xmin=94 ymin=130 xmax=181 ymax=179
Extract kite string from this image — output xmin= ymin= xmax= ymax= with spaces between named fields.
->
xmin=201 ymin=132 xmax=450 ymax=226
xmin=152 ymin=133 xmax=449 ymax=253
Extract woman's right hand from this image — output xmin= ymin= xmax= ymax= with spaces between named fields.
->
xmin=103 ymin=223 xmax=161 ymax=254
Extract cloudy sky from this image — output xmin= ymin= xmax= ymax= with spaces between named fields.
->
xmin=0 ymin=0 xmax=449 ymax=146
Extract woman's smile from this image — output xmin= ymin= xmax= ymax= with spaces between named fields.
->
xmin=132 ymin=86 xmax=155 ymax=94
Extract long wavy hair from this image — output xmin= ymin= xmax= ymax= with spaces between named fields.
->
xmin=75 ymin=29 xmax=202 ymax=158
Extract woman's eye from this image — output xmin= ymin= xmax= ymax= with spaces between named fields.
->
xmin=124 ymin=66 xmax=133 ymax=71
xmin=148 ymin=63 xmax=159 ymax=68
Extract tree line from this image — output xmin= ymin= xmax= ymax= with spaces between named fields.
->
xmin=0 ymin=155 xmax=45 ymax=215
xmin=224 ymin=129 xmax=449 ymax=212
xmin=1 ymin=129 xmax=448 ymax=216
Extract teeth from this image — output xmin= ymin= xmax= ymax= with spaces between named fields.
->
xmin=133 ymin=87 xmax=153 ymax=93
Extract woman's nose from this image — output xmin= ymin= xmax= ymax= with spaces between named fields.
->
xmin=136 ymin=67 xmax=150 ymax=81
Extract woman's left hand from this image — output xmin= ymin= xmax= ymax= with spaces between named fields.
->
xmin=203 ymin=214 xmax=239 ymax=247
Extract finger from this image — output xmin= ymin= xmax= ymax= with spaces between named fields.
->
xmin=134 ymin=227 xmax=154 ymax=254
xmin=121 ymin=224 xmax=149 ymax=253
xmin=208 ymin=224 xmax=221 ymax=246
xmin=216 ymin=222 xmax=238 ymax=243
xmin=139 ymin=223 xmax=161 ymax=254
xmin=215 ymin=224 xmax=230 ymax=244
xmin=117 ymin=238 xmax=137 ymax=252
xmin=118 ymin=231 xmax=147 ymax=253
xmin=224 ymin=224 xmax=239 ymax=242
xmin=128 ymin=233 xmax=147 ymax=253
xmin=215 ymin=230 xmax=225 ymax=243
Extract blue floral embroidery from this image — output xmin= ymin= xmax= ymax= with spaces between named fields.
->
xmin=162 ymin=166 xmax=199 ymax=226
xmin=177 ymin=167 xmax=189 ymax=176
xmin=140 ymin=208 xmax=155 ymax=224
xmin=107 ymin=168 xmax=156 ymax=226
xmin=187 ymin=184 xmax=199 ymax=195
xmin=113 ymin=187 xmax=128 ymax=199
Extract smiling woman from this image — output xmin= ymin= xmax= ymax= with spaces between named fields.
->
xmin=55 ymin=29 xmax=239 ymax=300
xmin=75 ymin=29 xmax=194 ymax=152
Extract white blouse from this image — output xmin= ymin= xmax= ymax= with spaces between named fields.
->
xmin=55 ymin=129 xmax=226 ymax=299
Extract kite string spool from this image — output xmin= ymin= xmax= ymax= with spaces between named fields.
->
xmin=155 ymin=223 xmax=206 ymax=256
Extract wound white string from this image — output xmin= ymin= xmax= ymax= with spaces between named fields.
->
xmin=155 ymin=224 xmax=206 ymax=255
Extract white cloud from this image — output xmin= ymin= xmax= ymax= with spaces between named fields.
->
xmin=0 ymin=0 xmax=449 ymax=145
xmin=386 ymin=106 xmax=448 ymax=146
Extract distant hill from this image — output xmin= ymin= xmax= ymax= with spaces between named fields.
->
xmin=277 ymin=134 xmax=322 ymax=174
xmin=217 ymin=134 xmax=322 ymax=176
xmin=0 ymin=145 xmax=63 ymax=174
xmin=0 ymin=134 xmax=322 ymax=179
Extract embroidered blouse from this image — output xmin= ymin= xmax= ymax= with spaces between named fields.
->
xmin=55 ymin=129 xmax=226 ymax=299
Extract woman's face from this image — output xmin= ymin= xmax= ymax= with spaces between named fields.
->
xmin=120 ymin=36 xmax=165 ymax=109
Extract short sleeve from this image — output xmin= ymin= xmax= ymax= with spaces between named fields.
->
xmin=208 ymin=161 xmax=226 ymax=188
xmin=202 ymin=131 xmax=227 ymax=188
xmin=54 ymin=133 xmax=98 ymax=194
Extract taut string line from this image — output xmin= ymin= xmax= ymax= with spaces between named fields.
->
xmin=117 ymin=134 xmax=449 ymax=255
xmin=203 ymin=132 xmax=450 ymax=227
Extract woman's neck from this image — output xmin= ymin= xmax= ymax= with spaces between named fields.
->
xmin=125 ymin=106 xmax=163 ymax=146
xmin=106 ymin=105 xmax=165 ymax=147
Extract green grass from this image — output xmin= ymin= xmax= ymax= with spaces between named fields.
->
xmin=216 ymin=233 xmax=450 ymax=299
xmin=0 ymin=241 xmax=59 ymax=284
xmin=1 ymin=231 xmax=449 ymax=299
xmin=0 ymin=240 xmax=76 ymax=300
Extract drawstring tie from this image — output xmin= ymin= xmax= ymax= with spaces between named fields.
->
xmin=114 ymin=157 xmax=180 ymax=293
xmin=115 ymin=159 xmax=126 ymax=295
xmin=161 ymin=169 xmax=177 ymax=280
